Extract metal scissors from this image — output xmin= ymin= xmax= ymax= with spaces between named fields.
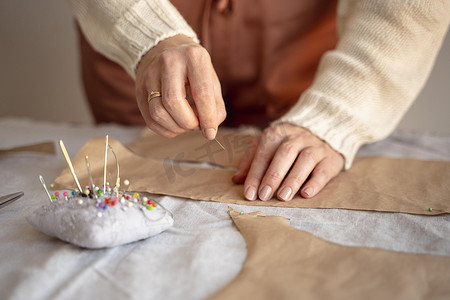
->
xmin=0 ymin=191 xmax=24 ymax=209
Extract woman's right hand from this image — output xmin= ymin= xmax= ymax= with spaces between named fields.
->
xmin=135 ymin=34 xmax=226 ymax=140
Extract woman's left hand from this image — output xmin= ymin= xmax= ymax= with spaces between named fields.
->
xmin=232 ymin=123 xmax=344 ymax=201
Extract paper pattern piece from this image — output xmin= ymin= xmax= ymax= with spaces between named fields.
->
xmin=127 ymin=127 xmax=259 ymax=168
xmin=52 ymin=138 xmax=450 ymax=215
xmin=209 ymin=208 xmax=450 ymax=300
xmin=0 ymin=141 xmax=55 ymax=155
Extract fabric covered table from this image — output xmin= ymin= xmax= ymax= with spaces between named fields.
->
xmin=0 ymin=117 xmax=449 ymax=299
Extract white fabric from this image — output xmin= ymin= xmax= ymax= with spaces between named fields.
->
xmin=0 ymin=117 xmax=450 ymax=300
xmin=26 ymin=193 xmax=173 ymax=249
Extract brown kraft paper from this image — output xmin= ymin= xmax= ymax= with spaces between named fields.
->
xmin=53 ymin=137 xmax=450 ymax=215
xmin=209 ymin=208 xmax=450 ymax=300
xmin=0 ymin=141 xmax=55 ymax=155
xmin=126 ymin=127 xmax=260 ymax=168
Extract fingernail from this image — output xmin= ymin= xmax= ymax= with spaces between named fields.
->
xmin=204 ymin=128 xmax=216 ymax=140
xmin=259 ymin=185 xmax=272 ymax=201
xmin=244 ymin=186 xmax=257 ymax=201
xmin=278 ymin=186 xmax=292 ymax=201
xmin=303 ymin=187 xmax=314 ymax=197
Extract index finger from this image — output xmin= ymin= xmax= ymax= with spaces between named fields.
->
xmin=160 ymin=61 xmax=198 ymax=130
xmin=186 ymin=51 xmax=218 ymax=140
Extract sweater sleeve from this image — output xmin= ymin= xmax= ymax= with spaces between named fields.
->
xmin=273 ymin=0 xmax=450 ymax=169
xmin=67 ymin=0 xmax=199 ymax=78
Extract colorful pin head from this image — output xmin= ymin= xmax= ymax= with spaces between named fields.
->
xmin=39 ymin=136 xmax=161 ymax=219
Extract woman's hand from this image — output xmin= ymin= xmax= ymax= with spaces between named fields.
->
xmin=232 ymin=123 xmax=344 ymax=201
xmin=135 ymin=34 xmax=226 ymax=140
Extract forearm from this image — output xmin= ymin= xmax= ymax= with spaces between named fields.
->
xmin=67 ymin=0 xmax=198 ymax=78
xmin=275 ymin=0 xmax=450 ymax=169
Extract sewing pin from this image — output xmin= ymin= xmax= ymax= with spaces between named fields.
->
xmin=427 ymin=207 xmax=444 ymax=213
xmin=123 ymin=179 xmax=130 ymax=192
xmin=85 ymin=156 xmax=96 ymax=198
xmin=103 ymin=135 xmax=108 ymax=194
xmin=214 ymin=138 xmax=225 ymax=150
xmin=59 ymin=140 xmax=83 ymax=193
xmin=108 ymin=144 xmax=121 ymax=197
xmin=39 ymin=175 xmax=53 ymax=202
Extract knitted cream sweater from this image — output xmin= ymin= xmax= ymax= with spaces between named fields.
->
xmin=68 ymin=0 xmax=450 ymax=169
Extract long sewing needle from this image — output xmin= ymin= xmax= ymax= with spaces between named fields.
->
xmin=108 ymin=144 xmax=121 ymax=197
xmin=39 ymin=175 xmax=53 ymax=202
xmin=103 ymin=135 xmax=108 ymax=194
xmin=214 ymin=138 xmax=225 ymax=150
xmin=59 ymin=140 xmax=83 ymax=193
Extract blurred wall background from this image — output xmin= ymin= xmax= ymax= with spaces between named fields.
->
xmin=1 ymin=1 xmax=449 ymax=133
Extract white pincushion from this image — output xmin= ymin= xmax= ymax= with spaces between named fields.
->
xmin=27 ymin=191 xmax=173 ymax=249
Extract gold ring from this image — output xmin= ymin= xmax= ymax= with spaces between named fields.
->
xmin=148 ymin=91 xmax=162 ymax=103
